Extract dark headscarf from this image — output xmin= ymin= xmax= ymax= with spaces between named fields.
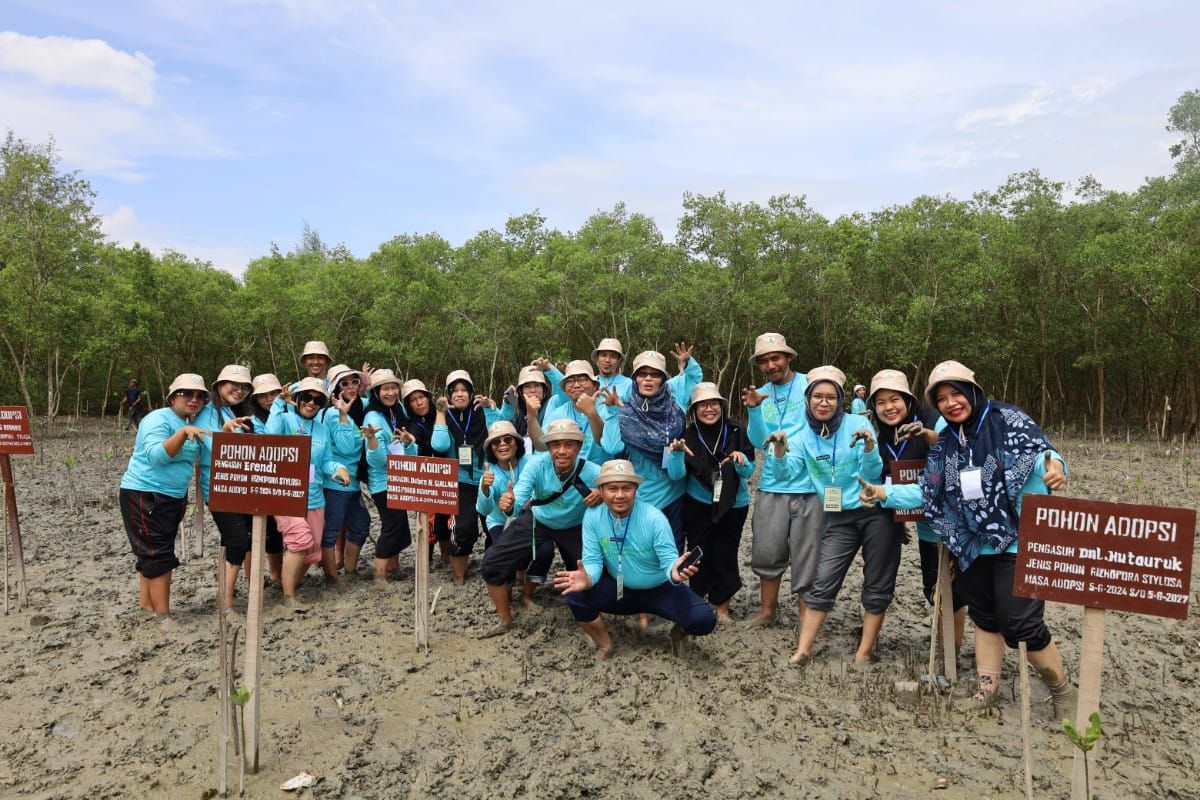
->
xmin=804 ymin=380 xmax=845 ymax=438
xmin=618 ymin=380 xmax=685 ymax=460
xmin=445 ymin=379 xmax=488 ymax=476
xmin=873 ymin=393 xmax=940 ymax=471
xmin=365 ymin=388 xmax=408 ymax=434
xmin=682 ymin=410 xmax=754 ymax=522
xmin=404 ymin=392 xmax=437 ymax=457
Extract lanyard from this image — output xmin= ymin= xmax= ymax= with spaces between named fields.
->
xmin=957 ymin=401 xmax=991 ymax=466
xmin=696 ymin=423 xmax=728 ymax=465
xmin=771 ymin=377 xmax=796 ymax=430
xmin=885 ymin=432 xmax=909 ymax=462
xmin=448 ymin=406 xmax=473 ymax=438
xmin=820 ymin=425 xmax=841 ymax=472
xmin=611 ymin=513 xmax=631 ymax=574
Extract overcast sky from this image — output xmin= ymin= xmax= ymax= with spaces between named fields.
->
xmin=2 ymin=1 xmax=1196 ymax=273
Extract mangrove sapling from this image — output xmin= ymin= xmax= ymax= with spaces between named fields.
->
xmin=64 ymin=455 xmax=78 ymax=507
xmin=232 ymin=683 xmax=253 ymax=795
xmin=1063 ymin=711 xmax=1104 ymax=800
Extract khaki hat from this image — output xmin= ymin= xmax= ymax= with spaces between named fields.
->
xmin=687 ymin=382 xmax=727 ymax=414
xmin=805 ymin=365 xmax=847 ymax=393
xmin=594 ymin=459 xmax=643 ymax=486
xmin=293 ymin=377 xmax=330 ymax=399
xmin=517 ymin=365 xmax=550 ymax=389
xmin=560 ymin=360 xmax=598 ymax=389
xmin=853 ymin=384 xmax=866 ymax=393
xmin=631 ymin=351 xmax=668 ymax=377
xmin=168 ymin=373 xmax=208 ymax=396
xmin=924 ymin=360 xmax=982 ymax=405
xmin=251 ymin=373 xmax=283 ymax=397
xmin=369 ymin=368 xmax=402 ymax=392
xmin=483 ymin=420 xmax=521 ymax=451
xmin=590 ymin=337 xmax=626 ymax=363
xmin=214 ymin=364 xmax=252 ymax=389
xmin=542 ymin=418 xmax=585 ymax=443
xmin=327 ymin=363 xmax=371 ymax=391
xmin=445 ymin=369 xmax=474 ymax=392
xmin=401 ymin=379 xmax=433 ymax=403
xmin=868 ymin=369 xmax=915 ymax=405
xmin=749 ymin=332 xmax=797 ymax=364
xmin=300 ymin=340 xmax=332 ymax=361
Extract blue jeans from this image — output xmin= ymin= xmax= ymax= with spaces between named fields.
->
xmin=567 ymin=573 xmax=717 ymax=636
xmin=322 ymin=487 xmax=370 ymax=547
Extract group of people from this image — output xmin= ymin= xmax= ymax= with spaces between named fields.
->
xmin=117 ymin=333 xmax=1076 ymax=715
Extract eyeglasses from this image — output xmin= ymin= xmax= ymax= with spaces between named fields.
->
xmin=338 ymin=377 xmax=360 ymax=388
xmin=810 ymin=394 xmax=839 ymax=405
xmin=174 ymin=390 xmax=207 ymax=401
xmin=297 ymin=393 xmax=327 ymax=406
xmin=563 ymin=376 xmax=592 ymax=387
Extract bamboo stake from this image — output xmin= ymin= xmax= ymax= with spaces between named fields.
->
xmin=415 ymin=512 xmax=430 ymax=651
xmin=242 ymin=515 xmax=267 ymax=774
xmin=192 ymin=463 xmax=205 ymax=559
xmin=937 ymin=545 xmax=957 ymax=683
xmin=1072 ymin=608 xmax=1105 ymax=800
xmin=1018 ymin=641 xmax=1034 ymax=800
xmin=0 ymin=455 xmax=27 ymax=608
xmin=217 ymin=546 xmax=229 ymax=796
xmin=2 ymin=476 xmax=8 ymax=615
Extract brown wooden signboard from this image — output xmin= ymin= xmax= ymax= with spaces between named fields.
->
xmin=387 ymin=455 xmax=459 ymax=514
xmin=0 ymin=407 xmax=34 ymax=455
xmin=1014 ymin=494 xmax=1195 ymax=620
xmin=206 ymin=433 xmax=310 ymax=517
xmin=888 ymin=459 xmax=925 ymax=522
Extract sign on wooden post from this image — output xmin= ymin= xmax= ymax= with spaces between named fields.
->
xmin=208 ymin=433 xmax=311 ymax=775
xmin=387 ymin=455 xmax=459 ymax=650
xmin=1015 ymin=495 xmax=1196 ymax=800
xmin=0 ymin=406 xmax=33 ymax=612
xmin=887 ymin=459 xmax=925 ymax=523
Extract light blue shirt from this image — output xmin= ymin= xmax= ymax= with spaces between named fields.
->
xmin=475 ymin=454 xmax=533 ymax=530
xmin=511 ymin=453 xmax=601 ymax=529
xmin=581 ymin=500 xmax=678 ymax=589
xmin=746 ymin=372 xmax=812 ymax=494
xmin=265 ymin=405 xmax=348 ymax=510
xmin=769 ymin=413 xmax=883 ymax=511
xmin=120 ymin=408 xmax=201 ymax=498
xmin=363 ymin=409 xmax=418 ymax=496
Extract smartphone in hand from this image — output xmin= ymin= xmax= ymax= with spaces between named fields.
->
xmin=678 ymin=546 xmax=703 ymax=572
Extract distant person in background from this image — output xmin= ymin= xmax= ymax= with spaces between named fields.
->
xmin=121 ymin=379 xmax=146 ymax=430
xmin=591 ymin=337 xmax=633 ymax=399
xmin=851 ymin=384 xmax=869 ymax=415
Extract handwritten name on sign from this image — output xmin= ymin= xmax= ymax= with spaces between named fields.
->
xmin=888 ymin=459 xmax=925 ymax=522
xmin=0 ymin=406 xmax=34 ymax=455
xmin=207 ymin=433 xmax=310 ymax=517
xmin=387 ymin=455 xmax=459 ymax=514
xmin=1015 ymin=495 xmax=1196 ymax=619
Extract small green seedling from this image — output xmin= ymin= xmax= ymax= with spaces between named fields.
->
xmin=231 ymin=683 xmax=253 ymax=794
xmin=1063 ymin=712 xmax=1104 ymax=799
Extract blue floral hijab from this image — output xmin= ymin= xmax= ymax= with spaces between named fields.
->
xmin=922 ymin=380 xmax=1056 ymax=571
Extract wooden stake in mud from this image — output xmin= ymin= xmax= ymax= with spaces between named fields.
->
xmin=415 ymin=511 xmax=430 ymax=651
xmin=242 ymin=514 xmax=266 ymax=774
xmin=1071 ymin=608 xmax=1105 ymax=800
xmin=0 ymin=455 xmax=28 ymax=610
xmin=217 ymin=545 xmax=230 ymax=796
xmin=192 ymin=462 xmax=205 ymax=559
xmin=937 ymin=545 xmax=957 ymax=683
xmin=1018 ymin=641 xmax=1034 ymax=800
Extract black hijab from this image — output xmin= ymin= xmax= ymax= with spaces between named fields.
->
xmin=873 ymin=393 xmax=940 ymax=470
xmin=682 ymin=409 xmax=754 ymax=522
xmin=445 ymin=379 xmax=488 ymax=474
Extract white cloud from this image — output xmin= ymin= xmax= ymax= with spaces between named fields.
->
xmin=101 ymin=204 xmax=259 ymax=276
xmin=0 ymin=31 xmax=157 ymax=106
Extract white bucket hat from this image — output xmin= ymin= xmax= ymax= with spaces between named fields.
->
xmin=560 ymin=360 xmax=598 ymax=390
xmin=517 ymin=365 xmax=550 ymax=389
xmin=327 ymin=363 xmax=371 ymax=392
xmin=687 ymin=382 xmax=727 ymax=415
xmin=300 ymin=340 xmax=332 ymax=361
xmin=868 ymin=369 xmax=916 ymax=406
xmin=594 ymin=459 xmax=643 ymax=486
xmin=213 ymin=364 xmax=252 ymax=390
xmin=445 ymin=369 xmax=475 ymax=393
xmin=168 ymin=373 xmax=207 ymax=397
xmin=924 ymin=360 xmax=983 ymax=405
xmin=369 ymin=368 xmax=402 ymax=392
xmin=251 ymin=373 xmax=283 ymax=397
xmin=631 ymin=351 xmax=668 ymax=378
xmin=542 ymin=418 xmax=585 ymax=443
xmin=483 ymin=420 xmax=522 ymax=451
xmin=590 ymin=337 xmax=626 ymax=364
xmin=805 ymin=365 xmax=847 ymax=395
xmin=749 ymin=332 xmax=797 ymax=364
xmin=293 ymin=376 xmax=330 ymax=400
xmin=401 ymin=379 xmax=433 ymax=403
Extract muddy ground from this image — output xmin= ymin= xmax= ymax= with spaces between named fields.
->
xmin=1 ymin=419 xmax=1198 ymax=799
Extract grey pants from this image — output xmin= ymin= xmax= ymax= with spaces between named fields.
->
xmin=750 ymin=492 xmax=824 ymax=596
xmin=803 ymin=506 xmax=901 ymax=614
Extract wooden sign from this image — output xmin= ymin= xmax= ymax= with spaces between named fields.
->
xmin=1014 ymin=495 xmax=1195 ymax=619
xmin=0 ymin=407 xmax=33 ymax=455
xmin=206 ymin=433 xmax=310 ymax=517
xmin=387 ymin=455 xmax=459 ymax=514
xmin=888 ymin=459 xmax=925 ymax=522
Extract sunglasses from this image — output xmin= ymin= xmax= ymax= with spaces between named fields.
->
xmin=174 ymin=389 xmax=207 ymax=401
xmin=338 ymin=377 xmax=361 ymax=388
xmin=297 ymin=393 xmax=327 ymax=406
xmin=493 ymin=435 xmax=518 ymax=446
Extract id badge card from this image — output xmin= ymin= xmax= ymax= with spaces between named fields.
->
xmin=458 ymin=445 xmax=473 ymax=466
xmin=662 ymin=446 xmax=672 ymax=469
xmin=616 ymin=569 xmax=624 ymax=600
xmin=823 ymin=486 xmax=843 ymax=512
xmin=309 ymin=464 xmax=317 ymax=484
xmin=711 ymin=476 xmax=724 ymax=505
xmin=960 ymin=467 xmax=984 ymax=500
xmin=388 ymin=440 xmax=405 ymax=456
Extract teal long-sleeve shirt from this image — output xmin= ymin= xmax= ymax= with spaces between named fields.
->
xmin=746 ymin=372 xmax=811 ymax=494
xmin=768 ymin=414 xmax=883 ymax=512
xmin=265 ymin=405 xmax=348 ymax=510
xmin=119 ymin=408 xmax=201 ymax=498
xmin=362 ymin=409 xmax=418 ymax=496
xmin=475 ymin=454 xmax=533 ymax=530
xmin=429 ymin=405 xmax=505 ymax=485
xmin=581 ymin=500 xmax=679 ymax=589
xmin=194 ymin=402 xmax=241 ymax=502
xmin=511 ymin=452 xmax=601 ymax=529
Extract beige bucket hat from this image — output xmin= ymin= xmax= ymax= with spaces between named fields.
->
xmin=300 ymin=340 xmax=332 ymax=361
xmin=445 ymin=369 xmax=474 ymax=392
xmin=213 ymin=364 xmax=252 ymax=390
xmin=594 ymin=459 xmax=643 ymax=486
xmin=517 ymin=365 xmax=550 ymax=389
xmin=483 ymin=420 xmax=521 ymax=451
xmin=400 ymin=379 xmax=433 ymax=403
xmin=293 ymin=376 xmax=330 ymax=399
xmin=924 ymin=360 xmax=982 ymax=405
xmin=542 ymin=418 xmax=585 ymax=443
xmin=369 ymin=368 xmax=402 ymax=392
xmin=327 ymin=363 xmax=371 ymax=391
xmin=687 ymin=382 xmax=727 ymax=414
xmin=631 ymin=351 xmax=668 ymax=377
xmin=251 ymin=373 xmax=283 ymax=397
xmin=805 ymin=365 xmax=847 ymax=394
xmin=749 ymin=332 xmax=797 ymax=364
xmin=168 ymin=373 xmax=208 ymax=396
xmin=867 ymin=369 xmax=915 ymax=405
xmin=560 ymin=360 xmax=598 ymax=389
xmin=591 ymin=337 xmax=626 ymax=363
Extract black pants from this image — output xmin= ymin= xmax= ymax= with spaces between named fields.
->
xmin=956 ymin=552 xmax=1052 ymax=651
xmin=214 ymin=509 xmax=284 ymax=565
xmin=683 ymin=496 xmax=747 ymax=606
xmin=917 ymin=538 xmax=966 ymax=609
xmin=480 ymin=509 xmax=582 ymax=586
xmin=119 ymin=489 xmax=186 ymax=578
xmin=372 ymin=492 xmax=412 ymax=559
xmin=447 ymin=483 xmax=483 ymax=557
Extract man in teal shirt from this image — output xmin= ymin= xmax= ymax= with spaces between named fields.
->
xmin=554 ymin=459 xmax=715 ymax=659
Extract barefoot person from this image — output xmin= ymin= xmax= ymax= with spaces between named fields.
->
xmin=740 ymin=332 xmax=816 ymax=627
xmin=319 ymin=364 xmax=372 ymax=581
xmin=671 ymin=382 xmax=755 ymax=623
xmin=478 ymin=419 xmax=603 ymax=637
xmin=553 ymin=459 xmax=716 ymax=659
xmin=773 ymin=366 xmax=890 ymax=666
xmin=118 ymin=373 xmax=210 ymax=620
xmin=362 ymin=369 xmax=417 ymax=582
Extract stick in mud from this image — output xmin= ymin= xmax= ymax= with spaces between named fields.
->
xmin=2 ymin=476 xmax=8 ymax=615
xmin=0 ymin=455 xmax=27 ymax=609
xmin=415 ymin=512 xmax=429 ymax=650
xmin=937 ymin=545 xmax=957 ymax=684
xmin=192 ymin=462 xmax=204 ymax=559
xmin=242 ymin=515 xmax=267 ymax=774
xmin=1018 ymin=641 xmax=1034 ymax=800
xmin=217 ymin=545 xmax=229 ymax=797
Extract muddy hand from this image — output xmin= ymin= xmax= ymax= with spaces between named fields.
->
xmin=1043 ymin=452 xmax=1067 ymax=491
xmin=856 ymin=475 xmax=886 ymax=507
